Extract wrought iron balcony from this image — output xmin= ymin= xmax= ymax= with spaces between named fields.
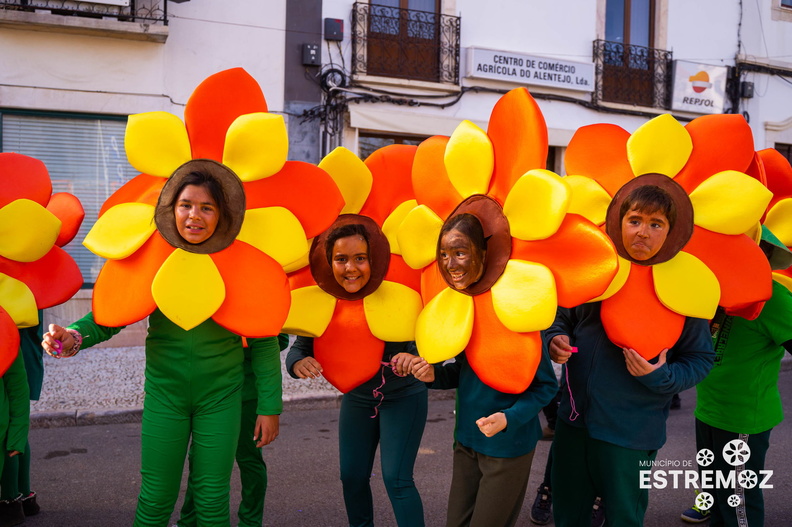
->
xmin=352 ymin=2 xmax=460 ymax=84
xmin=0 ymin=0 xmax=167 ymax=25
xmin=593 ymin=39 xmax=672 ymax=109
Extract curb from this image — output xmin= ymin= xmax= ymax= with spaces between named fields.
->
xmin=31 ymin=390 xmax=456 ymax=429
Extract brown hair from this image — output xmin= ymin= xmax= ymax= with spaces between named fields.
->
xmin=619 ymin=184 xmax=677 ymax=230
xmin=325 ymin=223 xmax=370 ymax=266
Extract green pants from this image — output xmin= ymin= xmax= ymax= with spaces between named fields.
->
xmin=0 ymin=440 xmax=31 ymax=500
xmin=179 ymin=398 xmax=266 ymax=527
xmin=551 ymin=419 xmax=656 ymax=527
xmin=134 ymin=389 xmax=241 ymax=527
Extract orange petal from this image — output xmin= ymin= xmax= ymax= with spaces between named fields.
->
xmin=360 ymin=144 xmax=418 ymax=225
xmin=600 ymin=264 xmax=685 ymax=360
xmin=384 ymin=254 xmax=422 ymax=293
xmin=47 ymin=193 xmax=85 ymax=247
xmin=99 ymin=174 xmax=166 ymax=216
xmin=759 ymin=147 xmax=792 ymax=208
xmin=412 ymin=136 xmax=462 ymax=219
xmin=314 ymin=300 xmax=384 ymax=393
xmin=92 ymin=232 xmax=173 ymax=327
xmin=288 ymin=266 xmax=316 ymax=290
xmin=565 ymin=124 xmax=633 ymax=196
xmin=674 ymin=115 xmax=755 ymax=192
xmin=184 ymin=68 xmax=269 ymax=161
xmin=466 ymin=291 xmax=542 ymax=394
xmin=0 ymin=247 xmax=82 ymax=309
xmin=0 ymin=153 xmax=51 ymax=207
xmin=511 ymin=216 xmax=618 ymax=307
xmin=420 ymin=262 xmax=447 ymax=305
xmin=684 ymin=227 xmax=772 ymax=310
xmin=0 ymin=307 xmax=19 ymax=376
xmin=210 ymin=241 xmax=291 ymax=337
xmin=244 ymin=162 xmax=344 ymax=239
xmin=487 ymin=88 xmax=548 ymax=202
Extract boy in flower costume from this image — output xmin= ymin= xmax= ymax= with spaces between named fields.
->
xmin=41 ymin=69 xmax=343 ymax=526
xmin=544 ymin=113 xmax=773 ymax=527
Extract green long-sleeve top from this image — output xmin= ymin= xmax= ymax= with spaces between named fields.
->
xmin=1 ymin=352 xmax=30 ymax=454
xmin=69 ymin=310 xmax=282 ymax=416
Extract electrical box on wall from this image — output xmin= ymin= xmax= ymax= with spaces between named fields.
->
xmin=302 ymin=43 xmax=320 ymax=66
xmin=740 ymin=81 xmax=755 ymax=99
xmin=324 ymin=18 xmax=344 ymax=41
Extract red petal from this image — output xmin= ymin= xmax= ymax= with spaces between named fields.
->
xmin=512 ymin=216 xmax=618 ymax=307
xmin=360 ymin=144 xmax=418 ymax=225
xmin=184 ymin=68 xmax=269 ymax=161
xmin=758 ymin=148 xmax=792 ymax=208
xmin=674 ymin=115 xmax=754 ymax=192
xmin=600 ymin=264 xmax=685 ymax=360
xmin=0 ymin=153 xmax=51 ymax=207
xmin=47 ymin=192 xmax=85 ymax=246
xmin=211 ymin=241 xmax=290 ymax=337
xmin=314 ymin=300 xmax=384 ymax=393
xmin=244 ymin=161 xmax=344 ymax=239
xmin=92 ymin=232 xmax=172 ymax=327
xmin=412 ymin=136 xmax=462 ymax=219
xmin=0 ymin=247 xmax=82 ymax=309
xmin=385 ymin=255 xmax=421 ymax=293
xmin=466 ymin=291 xmax=541 ymax=394
xmin=565 ymin=124 xmax=632 ymax=197
xmin=684 ymin=227 xmax=772 ymax=310
xmin=0 ymin=308 xmax=19 ymax=376
xmin=99 ymin=173 xmax=165 ymax=217
xmin=487 ymin=88 xmax=548 ymax=203
xmin=420 ymin=262 xmax=447 ymax=305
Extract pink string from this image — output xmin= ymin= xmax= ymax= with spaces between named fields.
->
xmin=565 ymin=363 xmax=580 ymax=421
xmin=370 ymin=360 xmax=407 ymax=418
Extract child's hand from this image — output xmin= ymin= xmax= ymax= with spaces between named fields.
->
xmin=623 ymin=348 xmax=668 ymax=376
xmin=293 ymin=357 xmax=323 ymax=379
xmin=42 ymin=324 xmax=74 ymax=358
xmin=476 ymin=412 xmax=507 ymax=437
xmin=8 ymin=450 xmax=21 ymax=457
xmin=549 ymin=335 xmax=575 ymax=364
xmin=390 ymin=353 xmax=414 ymax=377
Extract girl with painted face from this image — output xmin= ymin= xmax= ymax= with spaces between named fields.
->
xmin=42 ymin=166 xmax=283 ymax=527
xmin=286 ymin=223 xmax=428 ymax=527
xmin=412 ymin=212 xmax=559 ymax=527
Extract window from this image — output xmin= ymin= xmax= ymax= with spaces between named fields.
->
xmin=1 ymin=112 xmax=138 ymax=286
xmin=776 ymin=143 xmax=792 ymax=164
xmin=352 ymin=1 xmax=460 ymax=84
xmin=783 ymin=0 xmax=792 ymax=7
xmin=359 ymin=133 xmax=426 ymax=161
xmin=596 ymin=0 xmax=672 ymax=108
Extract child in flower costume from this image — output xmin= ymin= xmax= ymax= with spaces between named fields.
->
xmin=284 ymin=144 xmax=428 ymax=527
xmin=545 ymin=113 xmax=773 ymax=526
xmin=41 ymin=69 xmax=343 ymax=527
xmin=0 ymin=152 xmax=83 ymax=522
xmin=401 ymin=87 xmax=616 ymax=527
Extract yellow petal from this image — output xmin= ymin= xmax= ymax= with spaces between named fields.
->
xmin=382 ymin=200 xmax=418 ymax=255
xmin=152 ymin=250 xmax=225 ymax=330
xmin=237 ymin=207 xmax=308 ymax=268
xmin=282 ymin=241 xmax=312 ymax=274
xmin=364 ymin=280 xmax=423 ymax=341
xmin=627 ymin=114 xmax=692 ymax=177
xmin=318 ymin=147 xmax=372 ymax=214
xmin=0 ymin=200 xmax=60 ymax=262
xmin=125 ymin=112 xmax=192 ymax=177
xmin=83 ymin=203 xmax=157 ymax=260
xmin=0 ymin=274 xmax=38 ymax=327
xmin=564 ymin=175 xmax=612 ymax=226
xmin=765 ymin=198 xmax=792 ymax=247
xmin=445 ymin=120 xmax=494 ymax=197
xmin=653 ymin=251 xmax=720 ymax=319
xmin=223 ymin=113 xmax=288 ymax=182
xmin=282 ymin=285 xmax=337 ymax=337
xmin=415 ymin=287 xmax=473 ymax=363
xmin=397 ymin=204 xmax=444 ymax=269
xmin=491 ymin=260 xmax=557 ymax=332
xmin=589 ymin=256 xmax=631 ymax=302
xmin=773 ymin=272 xmax=792 ymax=294
xmin=689 ymin=170 xmax=773 ymax=235
xmin=503 ymin=170 xmax=569 ymax=240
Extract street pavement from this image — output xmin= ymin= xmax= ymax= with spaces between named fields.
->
xmin=20 ymin=368 xmax=792 ymax=526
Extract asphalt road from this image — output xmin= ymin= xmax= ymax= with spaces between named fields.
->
xmin=22 ymin=370 xmax=792 ymax=527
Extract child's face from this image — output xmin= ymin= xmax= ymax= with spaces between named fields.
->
xmin=621 ymin=207 xmax=670 ymax=261
xmin=438 ymin=228 xmax=486 ymax=290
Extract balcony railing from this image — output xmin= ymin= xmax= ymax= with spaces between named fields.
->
xmin=0 ymin=0 xmax=167 ymax=24
xmin=593 ymin=39 xmax=672 ymax=109
xmin=352 ymin=2 xmax=460 ymax=84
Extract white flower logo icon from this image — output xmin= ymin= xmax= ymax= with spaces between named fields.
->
xmin=723 ymin=440 xmax=751 ymax=466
